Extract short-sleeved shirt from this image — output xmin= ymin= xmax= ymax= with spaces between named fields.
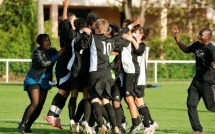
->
xmin=188 ymin=41 xmax=215 ymax=81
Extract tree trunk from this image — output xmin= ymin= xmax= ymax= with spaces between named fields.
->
xmin=123 ymin=0 xmax=132 ymax=19
xmin=37 ymin=0 xmax=44 ymax=35
xmin=187 ymin=0 xmax=193 ymax=43
xmin=139 ymin=0 xmax=150 ymax=27
xmin=160 ymin=8 xmax=168 ymax=41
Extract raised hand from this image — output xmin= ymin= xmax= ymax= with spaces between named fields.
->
xmin=63 ymin=0 xmax=69 ymax=8
xmin=171 ymin=26 xmax=179 ymax=39
xmin=131 ymin=18 xmax=143 ymax=27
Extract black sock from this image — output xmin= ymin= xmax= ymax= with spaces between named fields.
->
xmin=68 ymin=97 xmax=77 ymax=120
xmin=89 ymin=109 xmax=96 ymax=127
xmin=83 ymin=99 xmax=91 ymax=122
xmin=104 ymin=103 xmax=116 ymax=127
xmin=92 ymin=102 xmax=103 ymax=127
xmin=102 ymin=105 xmax=109 ymax=122
xmin=47 ymin=93 xmax=66 ymax=117
xmin=74 ymin=99 xmax=85 ymax=122
xmin=132 ymin=117 xmax=141 ymax=126
xmin=121 ymin=104 xmax=126 ymax=123
xmin=138 ymin=105 xmax=150 ymax=127
xmin=114 ymin=107 xmax=122 ymax=128
xmin=144 ymin=104 xmax=154 ymax=124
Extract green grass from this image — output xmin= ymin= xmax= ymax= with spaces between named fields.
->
xmin=0 ymin=82 xmax=214 ymax=134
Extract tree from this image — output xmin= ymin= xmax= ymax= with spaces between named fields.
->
xmin=0 ymin=0 xmax=37 ymax=77
xmin=0 ymin=0 xmax=37 ymax=58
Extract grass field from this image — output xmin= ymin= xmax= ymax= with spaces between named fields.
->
xmin=0 ymin=82 xmax=214 ymax=134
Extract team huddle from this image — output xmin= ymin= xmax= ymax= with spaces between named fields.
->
xmin=16 ymin=0 xmax=215 ymax=134
xmin=17 ymin=0 xmax=158 ymax=134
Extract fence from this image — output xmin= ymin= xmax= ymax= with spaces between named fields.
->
xmin=0 ymin=59 xmax=195 ymax=83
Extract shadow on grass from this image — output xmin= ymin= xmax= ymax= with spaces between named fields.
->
xmin=156 ymin=129 xmax=189 ymax=134
xmin=152 ymin=107 xmax=209 ymax=113
xmin=1 ymin=121 xmax=72 ymax=134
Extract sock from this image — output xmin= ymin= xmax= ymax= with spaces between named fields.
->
xmin=68 ymin=97 xmax=77 ymax=120
xmin=121 ymin=104 xmax=127 ymax=123
xmin=92 ymin=102 xmax=103 ymax=127
xmin=132 ymin=117 xmax=141 ymax=126
xmin=47 ymin=93 xmax=66 ymax=117
xmin=138 ymin=105 xmax=150 ymax=127
xmin=104 ymin=103 xmax=116 ymax=127
xmin=88 ymin=109 xmax=96 ymax=127
xmin=114 ymin=107 xmax=122 ymax=128
xmin=74 ymin=99 xmax=85 ymax=122
xmin=102 ymin=105 xmax=109 ymax=122
xmin=144 ymin=104 xmax=154 ymax=125
xmin=83 ymin=99 xmax=91 ymax=122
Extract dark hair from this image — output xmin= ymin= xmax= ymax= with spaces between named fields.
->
xmin=36 ymin=34 xmax=49 ymax=46
xmin=86 ymin=13 xmax=97 ymax=26
xmin=109 ymin=23 xmax=120 ymax=33
xmin=109 ymin=23 xmax=120 ymax=37
xmin=200 ymin=27 xmax=212 ymax=38
xmin=132 ymin=25 xmax=150 ymax=40
xmin=74 ymin=18 xmax=87 ymax=30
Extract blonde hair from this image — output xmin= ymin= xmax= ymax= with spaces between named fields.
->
xmin=95 ymin=19 xmax=109 ymax=34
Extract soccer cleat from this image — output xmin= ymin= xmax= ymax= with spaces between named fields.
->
xmin=121 ymin=121 xmax=128 ymax=133
xmin=55 ymin=117 xmax=63 ymax=129
xmin=25 ymin=125 xmax=32 ymax=133
xmin=150 ymin=122 xmax=159 ymax=133
xmin=106 ymin=122 xmax=112 ymax=133
xmin=129 ymin=124 xmax=141 ymax=134
xmin=44 ymin=115 xmax=57 ymax=127
xmin=98 ymin=124 xmax=108 ymax=134
xmin=17 ymin=123 xmax=25 ymax=134
xmin=82 ymin=121 xmax=92 ymax=134
xmin=144 ymin=125 xmax=154 ymax=134
xmin=70 ymin=119 xmax=79 ymax=132
xmin=112 ymin=126 xmax=120 ymax=134
xmin=151 ymin=122 xmax=159 ymax=129
xmin=91 ymin=127 xmax=96 ymax=134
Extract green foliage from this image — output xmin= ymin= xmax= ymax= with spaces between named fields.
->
xmin=44 ymin=21 xmax=60 ymax=50
xmin=146 ymin=35 xmax=195 ymax=80
xmin=0 ymin=0 xmax=37 ymax=77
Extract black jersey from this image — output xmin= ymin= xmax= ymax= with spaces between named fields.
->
xmin=188 ymin=41 xmax=215 ymax=80
xmin=89 ymin=34 xmax=114 ymax=72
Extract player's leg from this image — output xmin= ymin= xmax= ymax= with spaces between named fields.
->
xmin=187 ymin=80 xmax=203 ymax=133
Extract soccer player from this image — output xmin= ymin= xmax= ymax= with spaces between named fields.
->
xmin=123 ymin=25 xmax=159 ymax=134
xmin=114 ymin=18 xmax=143 ymax=134
xmin=44 ymin=0 xmax=78 ymax=129
xmin=77 ymin=18 xmax=120 ymax=134
xmin=172 ymin=26 xmax=215 ymax=134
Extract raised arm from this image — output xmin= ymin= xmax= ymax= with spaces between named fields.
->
xmin=62 ymin=0 xmax=69 ymax=20
xmin=171 ymin=26 xmax=189 ymax=53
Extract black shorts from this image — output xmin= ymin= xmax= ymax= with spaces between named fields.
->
xmin=124 ymin=73 xmax=140 ymax=97
xmin=88 ymin=71 xmax=112 ymax=100
xmin=136 ymin=85 xmax=145 ymax=98
xmin=71 ymin=74 xmax=89 ymax=92
xmin=55 ymin=56 xmax=73 ymax=91
xmin=111 ymin=78 xmax=124 ymax=102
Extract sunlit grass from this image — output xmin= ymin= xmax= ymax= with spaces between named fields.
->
xmin=0 ymin=82 xmax=214 ymax=134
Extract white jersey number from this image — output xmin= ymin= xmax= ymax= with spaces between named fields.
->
xmin=102 ymin=41 xmax=112 ymax=55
